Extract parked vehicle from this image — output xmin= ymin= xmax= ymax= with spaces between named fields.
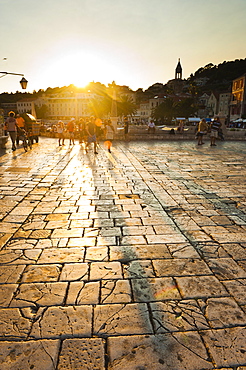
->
xmin=22 ymin=113 xmax=40 ymax=143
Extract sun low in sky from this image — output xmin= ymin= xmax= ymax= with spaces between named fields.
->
xmin=34 ymin=41 xmax=142 ymax=90
xmin=1 ymin=0 xmax=246 ymax=93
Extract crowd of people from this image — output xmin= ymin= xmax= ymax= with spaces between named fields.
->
xmin=53 ymin=116 xmax=118 ymax=154
xmin=196 ymin=116 xmax=224 ymax=146
xmin=4 ymin=112 xmax=231 ymax=153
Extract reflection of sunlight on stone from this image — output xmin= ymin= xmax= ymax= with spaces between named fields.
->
xmin=154 ymin=284 xmax=177 ymax=300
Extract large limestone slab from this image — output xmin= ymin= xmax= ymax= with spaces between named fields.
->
xmin=153 ymin=258 xmax=212 ymax=277
xmin=94 ymin=303 xmax=153 ymax=336
xmin=202 ymin=297 xmax=246 ymax=328
xmin=212 ymin=232 xmax=246 ymax=243
xmin=0 ymin=249 xmax=41 ymax=264
xmin=38 ymin=247 xmax=85 ymax=264
xmin=85 ymin=246 xmax=108 ymax=261
xmin=0 ymin=285 xmax=18 ymax=307
xmin=132 ymin=277 xmax=181 ymax=302
xmin=146 ymin=233 xmax=187 ymax=244
xmin=150 ymin=300 xmax=209 ymax=333
xmin=10 ymin=282 xmax=67 ymax=307
xmin=30 ymin=305 xmax=92 ymax=339
xmin=90 ymin=262 xmax=123 ymax=280
xmin=60 ymin=263 xmax=88 ymax=281
xmin=51 ymin=228 xmax=83 ymax=238
xmin=58 ymin=338 xmax=105 ymax=370
xmin=0 ymin=265 xmax=25 ymax=283
xmin=167 ymin=243 xmax=201 ymax=258
xmin=21 ymin=264 xmax=61 ymax=282
xmin=223 ymin=279 xmax=246 ymax=305
xmin=206 ymin=258 xmax=246 ymax=280
xmin=107 ymin=333 xmax=213 ymax=370
xmin=101 ymin=280 xmax=132 ymax=304
xmin=201 ymin=327 xmax=246 ymax=368
xmin=66 ymin=281 xmax=100 ymax=305
xmin=0 ymin=308 xmax=31 ymax=339
xmin=123 ymin=260 xmax=155 ymax=278
xmin=110 ymin=244 xmax=171 ymax=261
xmin=0 ymin=223 xmax=19 ymax=233
xmin=0 ymin=339 xmax=60 ymax=370
xmin=176 ymin=276 xmax=229 ymax=299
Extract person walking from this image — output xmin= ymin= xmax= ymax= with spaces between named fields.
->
xmin=85 ymin=117 xmax=98 ymax=154
xmin=197 ymin=118 xmax=208 ymax=145
xmin=56 ymin=120 xmax=65 ymax=146
xmin=123 ymin=116 xmax=129 ymax=140
xmin=67 ymin=118 xmax=75 ymax=145
xmin=5 ymin=111 xmax=17 ymax=151
xmin=78 ymin=118 xmax=86 ymax=145
xmin=104 ymin=119 xmax=115 ymax=153
xmin=210 ymin=116 xmax=222 ymax=146
xmin=16 ymin=114 xmax=25 ymax=146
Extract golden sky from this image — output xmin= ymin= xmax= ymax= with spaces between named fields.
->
xmin=1 ymin=0 xmax=246 ymax=93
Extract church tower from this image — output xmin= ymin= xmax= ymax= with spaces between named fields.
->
xmin=175 ymin=58 xmax=182 ymax=80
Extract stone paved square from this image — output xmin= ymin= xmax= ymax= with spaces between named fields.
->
xmin=0 ymin=138 xmax=246 ymax=369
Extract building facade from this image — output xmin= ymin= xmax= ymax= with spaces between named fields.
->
xmin=207 ymin=92 xmax=219 ymax=117
xmin=17 ymin=92 xmax=99 ymax=121
xmin=218 ymin=92 xmax=231 ymax=121
xmin=229 ymin=74 xmax=246 ymax=121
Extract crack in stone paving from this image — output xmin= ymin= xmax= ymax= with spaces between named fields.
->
xmin=96 ymin=304 xmax=127 ymax=336
xmin=101 ymin=280 xmax=118 ymax=304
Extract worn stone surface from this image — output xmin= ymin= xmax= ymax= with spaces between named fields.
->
xmin=94 ymin=303 xmax=153 ymax=336
xmin=0 ymin=265 xmax=25 ymax=283
xmin=0 ymin=138 xmax=246 ymax=369
xmin=10 ymin=282 xmax=67 ymax=307
xmin=0 ymin=308 xmax=31 ymax=339
xmin=107 ymin=333 xmax=214 ymax=370
xmin=30 ymin=306 xmax=92 ymax=339
xmin=201 ymin=327 xmax=246 ymax=368
xmin=153 ymin=258 xmax=212 ymax=276
xmin=20 ymin=264 xmax=61 ymax=282
xmin=150 ymin=300 xmax=209 ymax=332
xmin=0 ymin=340 xmax=60 ymax=369
xmin=59 ymin=263 xmax=89 ymax=281
xmin=101 ymin=279 xmax=132 ymax=304
xmin=58 ymin=338 xmax=105 ymax=369
xmin=132 ymin=277 xmax=181 ymax=301
xmin=203 ymin=297 xmax=246 ymax=328
xmin=176 ymin=276 xmax=229 ymax=299
xmin=66 ymin=281 xmax=100 ymax=305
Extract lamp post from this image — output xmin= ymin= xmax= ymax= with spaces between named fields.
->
xmin=110 ymin=82 xmax=118 ymax=131
xmin=0 ymin=72 xmax=28 ymax=89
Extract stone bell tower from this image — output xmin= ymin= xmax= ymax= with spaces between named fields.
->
xmin=175 ymin=58 xmax=182 ymax=80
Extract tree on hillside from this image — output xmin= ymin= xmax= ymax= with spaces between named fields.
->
xmin=117 ymin=95 xmax=137 ymax=117
xmin=35 ymin=104 xmax=49 ymax=119
xmin=153 ymin=97 xmax=179 ymax=123
xmin=176 ymin=98 xmax=197 ymax=118
xmin=88 ymin=95 xmax=111 ymax=117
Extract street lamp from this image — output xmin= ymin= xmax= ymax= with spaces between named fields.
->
xmin=0 ymin=72 xmax=28 ymax=89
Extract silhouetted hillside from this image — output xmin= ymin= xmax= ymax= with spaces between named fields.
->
xmin=189 ymin=58 xmax=246 ymax=91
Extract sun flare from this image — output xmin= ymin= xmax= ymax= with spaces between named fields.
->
xmin=41 ymin=49 xmax=123 ymax=89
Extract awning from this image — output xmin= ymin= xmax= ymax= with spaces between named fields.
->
xmin=188 ymin=118 xmax=200 ymax=122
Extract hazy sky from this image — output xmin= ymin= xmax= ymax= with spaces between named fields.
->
xmin=1 ymin=0 xmax=246 ymax=93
